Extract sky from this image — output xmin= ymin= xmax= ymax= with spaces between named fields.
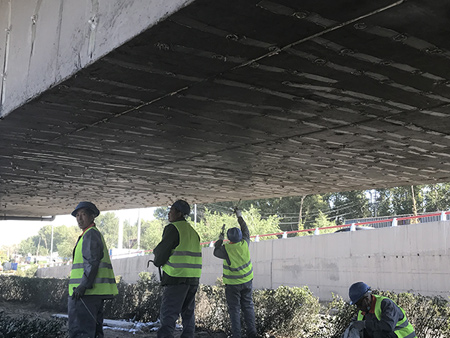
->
xmin=0 ymin=207 xmax=157 ymax=247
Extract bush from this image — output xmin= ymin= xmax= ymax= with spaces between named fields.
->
xmin=0 ymin=275 xmax=67 ymax=313
xmin=196 ymin=281 xmax=321 ymax=338
xmin=0 ymin=275 xmax=449 ymax=337
xmin=103 ymin=272 xmax=161 ymax=321
xmin=0 ymin=311 xmax=67 ymax=338
xmin=195 ymin=279 xmax=229 ymax=334
xmin=253 ymin=285 xmax=321 ymax=337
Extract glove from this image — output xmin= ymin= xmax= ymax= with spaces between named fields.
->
xmin=234 ymin=208 xmax=242 ymax=218
xmin=351 ymin=320 xmax=365 ymax=331
xmin=72 ymin=285 xmax=87 ymax=300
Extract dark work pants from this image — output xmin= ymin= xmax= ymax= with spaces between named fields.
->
xmin=225 ymin=280 xmax=257 ymax=338
xmin=157 ymin=284 xmax=198 ymax=338
xmin=68 ymin=296 xmax=104 ymax=338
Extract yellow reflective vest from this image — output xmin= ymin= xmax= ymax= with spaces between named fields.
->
xmin=357 ymin=295 xmax=416 ymax=338
xmin=162 ymin=220 xmax=202 ymax=278
xmin=223 ymin=240 xmax=253 ymax=285
xmin=69 ymin=226 xmax=118 ymax=297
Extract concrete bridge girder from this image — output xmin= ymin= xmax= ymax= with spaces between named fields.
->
xmin=0 ymin=0 xmax=193 ymax=118
xmin=1 ymin=0 xmax=450 ymax=217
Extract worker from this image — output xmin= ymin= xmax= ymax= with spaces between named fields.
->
xmin=346 ymin=281 xmax=416 ymax=338
xmin=213 ymin=208 xmax=257 ymax=338
xmin=68 ymin=201 xmax=118 ymax=338
xmin=153 ymin=200 xmax=202 ymax=338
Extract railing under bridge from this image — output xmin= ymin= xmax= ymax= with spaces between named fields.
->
xmin=110 ymin=210 xmax=450 ymax=259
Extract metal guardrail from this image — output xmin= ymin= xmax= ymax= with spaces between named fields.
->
xmin=203 ymin=210 xmax=450 ymax=246
xmin=110 ymin=210 xmax=450 ymax=257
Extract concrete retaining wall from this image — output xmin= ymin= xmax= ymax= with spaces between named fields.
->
xmin=37 ymin=220 xmax=450 ymax=301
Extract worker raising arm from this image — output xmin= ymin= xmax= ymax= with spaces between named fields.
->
xmin=213 ymin=208 xmax=257 ymax=338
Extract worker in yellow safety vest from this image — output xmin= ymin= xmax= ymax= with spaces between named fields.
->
xmin=68 ymin=201 xmax=118 ymax=338
xmin=345 ymin=282 xmax=416 ymax=338
xmin=213 ymin=208 xmax=257 ymax=338
xmin=152 ymin=200 xmax=202 ymax=338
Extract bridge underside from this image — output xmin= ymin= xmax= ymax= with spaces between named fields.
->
xmin=1 ymin=0 xmax=450 ymax=217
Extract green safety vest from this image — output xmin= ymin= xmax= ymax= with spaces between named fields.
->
xmin=223 ymin=240 xmax=253 ymax=285
xmin=357 ymin=295 xmax=416 ymax=338
xmin=69 ymin=227 xmax=118 ymax=297
xmin=161 ymin=220 xmax=202 ymax=278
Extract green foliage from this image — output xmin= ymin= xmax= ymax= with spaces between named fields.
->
xmin=0 ymin=275 xmax=449 ymax=337
xmin=153 ymin=206 xmax=169 ymax=221
xmin=96 ymin=212 xmax=119 ymax=249
xmin=320 ymin=294 xmax=358 ymax=338
xmin=325 ymin=190 xmax=371 ymax=220
xmin=103 ymin=271 xmax=162 ymax=321
xmin=253 ymin=286 xmax=321 ymax=337
xmin=0 ymin=312 xmax=67 ymax=338
xmin=17 ymin=225 xmax=79 ymax=261
xmin=0 ymin=276 xmax=68 ymax=313
xmin=15 ymin=264 xmax=38 ymax=278
xmin=311 ymin=211 xmax=337 ymax=235
xmin=195 ymin=280 xmax=229 ymax=334
xmin=17 ymin=238 xmax=36 ymax=257
xmin=195 ymin=206 xmax=281 ymax=244
xmin=139 ymin=219 xmax=165 ymax=251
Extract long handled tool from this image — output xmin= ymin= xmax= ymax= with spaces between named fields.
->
xmin=73 ymin=287 xmax=101 ymax=327
xmin=80 ymin=297 xmax=102 ymax=327
xmin=147 ymin=259 xmax=162 ymax=281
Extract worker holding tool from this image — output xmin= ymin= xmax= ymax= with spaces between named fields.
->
xmin=152 ymin=200 xmax=202 ymax=338
xmin=343 ymin=282 xmax=416 ymax=338
xmin=68 ymin=201 xmax=118 ymax=338
xmin=213 ymin=207 xmax=257 ymax=338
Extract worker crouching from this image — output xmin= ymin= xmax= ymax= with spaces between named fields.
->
xmin=343 ymin=282 xmax=416 ymax=338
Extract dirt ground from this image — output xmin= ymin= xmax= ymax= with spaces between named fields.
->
xmin=0 ymin=301 xmax=226 ymax=338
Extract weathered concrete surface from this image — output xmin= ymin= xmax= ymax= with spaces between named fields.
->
xmin=2 ymin=0 xmax=450 ymax=216
xmin=0 ymin=0 xmax=193 ymax=118
xmin=37 ymin=220 xmax=450 ymax=301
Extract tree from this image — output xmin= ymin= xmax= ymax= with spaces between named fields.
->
xmin=153 ymin=207 xmax=169 ymax=221
xmin=18 ymin=237 xmax=36 ymax=257
xmin=140 ymin=219 xmax=166 ymax=251
xmin=423 ymin=183 xmax=450 ymax=212
xmin=325 ymin=190 xmax=370 ymax=221
xmin=311 ymin=211 xmax=337 ymax=235
xmin=56 ymin=226 xmax=79 ymax=260
xmin=96 ymin=212 xmax=119 ymax=249
xmin=195 ymin=206 xmax=282 ymax=244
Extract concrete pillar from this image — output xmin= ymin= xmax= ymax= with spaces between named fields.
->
xmin=392 ymin=218 xmax=397 ymax=227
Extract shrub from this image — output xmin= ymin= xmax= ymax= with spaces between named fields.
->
xmin=103 ymin=271 xmax=161 ymax=321
xmin=253 ymin=285 xmax=321 ymax=337
xmin=195 ymin=279 xmax=229 ymax=334
xmin=0 ymin=275 xmax=67 ymax=313
xmin=0 ymin=311 xmax=67 ymax=337
xmin=319 ymin=294 xmax=357 ymax=338
xmin=0 ymin=275 xmax=449 ymax=337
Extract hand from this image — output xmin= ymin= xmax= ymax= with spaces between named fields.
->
xmin=351 ymin=320 xmax=365 ymax=331
xmin=72 ymin=285 xmax=87 ymax=300
xmin=234 ymin=208 xmax=242 ymax=218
